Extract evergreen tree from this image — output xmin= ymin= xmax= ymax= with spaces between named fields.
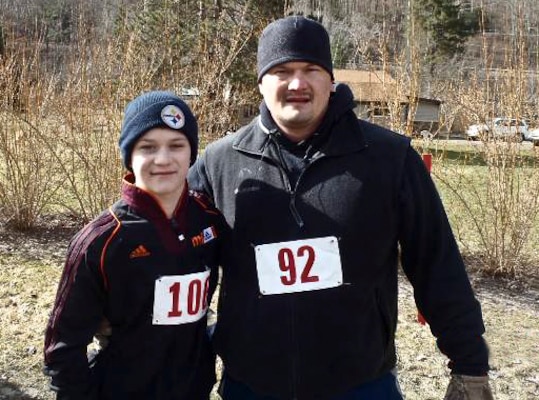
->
xmin=0 ymin=24 xmax=5 ymax=57
xmin=415 ymin=0 xmax=480 ymax=61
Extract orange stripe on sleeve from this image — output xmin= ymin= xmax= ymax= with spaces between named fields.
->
xmin=100 ymin=208 xmax=122 ymax=290
xmin=193 ymin=196 xmax=220 ymax=215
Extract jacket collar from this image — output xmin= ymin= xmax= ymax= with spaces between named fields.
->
xmin=121 ymin=173 xmax=188 ymax=227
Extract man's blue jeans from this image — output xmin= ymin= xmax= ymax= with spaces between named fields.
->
xmin=219 ymin=369 xmax=404 ymax=399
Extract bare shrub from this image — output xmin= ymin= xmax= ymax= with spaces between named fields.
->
xmin=435 ymin=116 xmax=539 ymax=278
xmin=435 ymin=142 xmax=539 ymax=277
xmin=0 ymin=38 xmax=65 ymax=230
xmin=0 ymin=26 xmax=124 ymax=223
xmin=421 ymin=3 xmax=539 ymax=278
xmin=0 ymin=3 xmax=272 ymax=223
xmin=185 ymin=5 xmax=260 ymax=144
xmin=0 ymin=113 xmax=64 ymax=230
xmin=112 ymin=1 xmax=273 ymax=145
xmin=41 ymin=37 xmax=125 ymax=221
xmin=40 ymin=104 xmax=123 ymax=222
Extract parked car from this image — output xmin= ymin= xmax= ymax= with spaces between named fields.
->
xmin=465 ymin=123 xmax=489 ymax=140
xmin=466 ymin=117 xmax=529 ymax=142
xmin=412 ymin=129 xmax=434 ymax=140
xmin=527 ymin=127 xmax=539 ymax=146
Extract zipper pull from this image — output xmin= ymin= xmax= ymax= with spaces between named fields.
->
xmin=289 ymin=199 xmax=304 ymax=228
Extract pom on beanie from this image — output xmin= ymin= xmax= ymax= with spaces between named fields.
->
xmin=257 ymin=16 xmax=333 ymax=82
xmin=119 ymin=91 xmax=198 ymax=170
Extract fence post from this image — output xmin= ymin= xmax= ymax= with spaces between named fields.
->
xmin=416 ymin=153 xmax=433 ymax=325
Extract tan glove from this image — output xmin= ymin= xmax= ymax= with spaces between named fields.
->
xmin=443 ymin=375 xmax=494 ymax=400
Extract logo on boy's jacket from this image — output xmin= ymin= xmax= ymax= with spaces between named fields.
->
xmin=129 ymin=244 xmax=151 ymax=259
xmin=191 ymin=226 xmax=218 ymax=247
xmin=161 ymin=105 xmax=185 ymax=130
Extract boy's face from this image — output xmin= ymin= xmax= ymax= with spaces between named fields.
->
xmin=130 ymin=127 xmax=191 ymax=204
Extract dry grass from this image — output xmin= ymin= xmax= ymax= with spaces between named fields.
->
xmin=1 ymin=222 xmax=538 ymax=399
xmin=397 ymin=276 xmax=539 ymax=399
xmin=0 ymin=255 xmax=57 ymax=398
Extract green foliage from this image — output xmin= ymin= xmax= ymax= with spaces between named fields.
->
xmin=256 ymin=0 xmax=287 ymax=19
xmin=331 ymin=30 xmax=355 ymax=67
xmin=0 ymin=24 xmax=5 ymax=57
xmin=117 ymin=0 xmax=198 ymax=83
xmin=415 ymin=0 xmax=480 ymax=61
xmin=42 ymin=0 xmax=74 ymax=44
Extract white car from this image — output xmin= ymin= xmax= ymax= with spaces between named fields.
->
xmin=527 ymin=127 xmax=539 ymax=146
xmin=465 ymin=123 xmax=489 ymax=140
xmin=466 ymin=117 xmax=529 ymax=142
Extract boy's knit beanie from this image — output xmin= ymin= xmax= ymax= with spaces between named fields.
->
xmin=257 ymin=16 xmax=333 ymax=82
xmin=119 ymin=91 xmax=198 ymax=169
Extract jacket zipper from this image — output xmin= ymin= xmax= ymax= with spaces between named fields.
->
xmin=271 ymin=147 xmax=301 ymax=398
xmin=289 ymin=153 xmax=322 ymax=228
xmin=238 ymin=140 xmax=326 ymax=398
xmin=288 ymin=153 xmax=326 ymax=399
xmin=289 ymin=194 xmax=304 ymax=228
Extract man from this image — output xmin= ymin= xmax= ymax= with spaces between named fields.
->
xmin=189 ymin=16 xmax=493 ymax=400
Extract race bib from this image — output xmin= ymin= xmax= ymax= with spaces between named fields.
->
xmin=153 ymin=270 xmax=211 ymax=325
xmin=255 ymin=236 xmax=342 ymax=295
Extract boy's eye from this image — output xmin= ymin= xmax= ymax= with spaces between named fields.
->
xmin=139 ymin=145 xmax=155 ymax=151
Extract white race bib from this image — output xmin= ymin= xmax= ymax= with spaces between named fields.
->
xmin=255 ymin=236 xmax=342 ymax=295
xmin=153 ymin=270 xmax=211 ymax=325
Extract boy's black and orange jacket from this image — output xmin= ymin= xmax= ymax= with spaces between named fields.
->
xmin=44 ymin=174 xmax=226 ymax=400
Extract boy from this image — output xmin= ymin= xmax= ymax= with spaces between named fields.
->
xmin=44 ymin=91 xmax=224 ymax=399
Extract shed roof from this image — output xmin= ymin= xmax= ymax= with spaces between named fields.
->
xmin=334 ymin=69 xmax=397 ymax=84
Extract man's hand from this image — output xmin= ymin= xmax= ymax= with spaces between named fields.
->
xmin=443 ymin=375 xmax=494 ymax=400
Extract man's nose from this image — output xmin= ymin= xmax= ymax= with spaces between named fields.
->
xmin=288 ymin=72 xmax=308 ymax=90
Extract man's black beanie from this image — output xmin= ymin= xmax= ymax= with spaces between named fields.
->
xmin=257 ymin=16 xmax=334 ymax=82
xmin=119 ymin=91 xmax=198 ymax=170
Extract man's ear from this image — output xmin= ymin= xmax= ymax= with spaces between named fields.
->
xmin=258 ymin=83 xmax=264 ymax=95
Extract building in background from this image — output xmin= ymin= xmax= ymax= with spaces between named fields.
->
xmin=334 ymin=69 xmax=442 ymax=136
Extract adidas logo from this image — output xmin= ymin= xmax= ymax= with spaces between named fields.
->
xmin=129 ymin=245 xmax=151 ymax=259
